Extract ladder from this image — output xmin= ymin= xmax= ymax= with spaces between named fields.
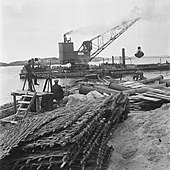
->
xmin=15 ymin=92 xmax=37 ymax=119
xmin=0 ymin=92 xmax=37 ymax=124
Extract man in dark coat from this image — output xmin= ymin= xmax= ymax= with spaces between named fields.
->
xmin=52 ymin=80 xmax=64 ymax=105
xmin=25 ymin=60 xmax=39 ymax=86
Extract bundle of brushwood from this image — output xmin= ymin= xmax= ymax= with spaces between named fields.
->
xmin=0 ymin=92 xmax=129 ymax=170
xmin=0 ymin=102 xmax=19 ymax=119
xmin=129 ymin=98 xmax=166 ymax=111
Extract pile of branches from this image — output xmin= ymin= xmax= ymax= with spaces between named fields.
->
xmin=0 ymin=102 xmax=18 ymax=119
xmin=0 ymin=92 xmax=129 ymax=170
xmin=130 ymin=98 xmax=166 ymax=111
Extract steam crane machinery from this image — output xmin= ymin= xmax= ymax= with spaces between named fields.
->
xmin=58 ymin=18 xmax=140 ymax=68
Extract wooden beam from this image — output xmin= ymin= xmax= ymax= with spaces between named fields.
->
xmin=143 ymin=92 xmax=170 ymax=101
xmin=36 ymin=96 xmax=40 ymax=114
xmin=13 ymin=94 xmax=17 ymax=113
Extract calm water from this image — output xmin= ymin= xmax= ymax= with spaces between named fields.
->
xmin=0 ymin=66 xmax=77 ymax=105
xmin=0 ymin=56 xmax=170 ymax=106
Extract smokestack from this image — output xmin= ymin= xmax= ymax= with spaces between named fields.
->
xmin=122 ymin=48 xmax=126 ymax=67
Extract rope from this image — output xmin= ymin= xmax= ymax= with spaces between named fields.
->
xmin=138 ymin=19 xmax=140 ymax=46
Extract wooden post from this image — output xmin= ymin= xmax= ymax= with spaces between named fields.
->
xmin=36 ymin=96 xmax=40 ymax=114
xmin=22 ymin=78 xmax=27 ymax=90
xmin=122 ymin=48 xmax=126 ymax=67
xmin=112 ymin=56 xmax=114 ymax=64
xmin=13 ymin=94 xmax=17 ymax=113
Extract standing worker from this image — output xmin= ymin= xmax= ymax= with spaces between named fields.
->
xmin=52 ymin=80 xmax=64 ymax=106
xmin=25 ymin=60 xmax=39 ymax=87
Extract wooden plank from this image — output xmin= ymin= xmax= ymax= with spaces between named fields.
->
xmin=123 ymin=82 xmax=145 ymax=87
xmin=22 ymin=95 xmax=33 ymax=98
xmin=12 ymin=90 xmax=53 ymax=97
xmin=15 ymin=115 xmax=24 ymax=118
xmin=129 ymin=94 xmax=160 ymax=101
xmin=36 ymin=92 xmax=53 ymax=97
xmin=126 ymin=84 xmax=137 ymax=88
xmin=0 ymin=119 xmax=17 ymax=124
xmin=137 ymin=94 xmax=161 ymax=101
xmin=17 ymin=108 xmax=27 ymax=111
xmin=143 ymin=92 xmax=170 ymax=101
xmin=129 ymin=82 xmax=142 ymax=86
xmin=121 ymin=81 xmax=135 ymax=85
xmin=18 ymin=101 xmax=30 ymax=104
xmin=122 ymin=84 xmax=134 ymax=87
xmin=146 ymin=91 xmax=170 ymax=99
xmin=130 ymin=84 xmax=147 ymax=89
xmin=0 ymin=115 xmax=17 ymax=124
xmin=133 ymin=84 xmax=146 ymax=88
xmin=11 ymin=90 xmax=35 ymax=96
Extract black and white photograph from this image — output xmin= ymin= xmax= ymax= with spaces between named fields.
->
xmin=0 ymin=0 xmax=170 ymax=169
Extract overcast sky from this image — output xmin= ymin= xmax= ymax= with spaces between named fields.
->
xmin=0 ymin=0 xmax=170 ymax=62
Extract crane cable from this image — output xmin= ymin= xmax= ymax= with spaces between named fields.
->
xmin=135 ymin=18 xmax=144 ymax=58
xmin=138 ymin=19 xmax=140 ymax=46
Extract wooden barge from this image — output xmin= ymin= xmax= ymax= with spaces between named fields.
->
xmin=19 ymin=63 xmax=170 ymax=79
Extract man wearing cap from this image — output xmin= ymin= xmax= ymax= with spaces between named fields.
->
xmin=25 ymin=60 xmax=39 ymax=86
xmin=52 ymin=80 xmax=64 ymax=106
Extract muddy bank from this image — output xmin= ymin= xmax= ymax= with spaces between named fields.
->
xmin=108 ymin=103 xmax=170 ymax=170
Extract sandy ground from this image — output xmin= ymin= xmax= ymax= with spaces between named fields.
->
xmin=108 ymin=103 xmax=170 ymax=170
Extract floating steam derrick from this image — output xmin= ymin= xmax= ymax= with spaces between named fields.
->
xmin=0 ymin=93 xmax=129 ymax=170
xmin=59 ymin=18 xmax=140 ymax=65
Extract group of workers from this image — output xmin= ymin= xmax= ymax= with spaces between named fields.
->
xmin=25 ymin=59 xmax=64 ymax=106
xmin=133 ymin=70 xmax=145 ymax=81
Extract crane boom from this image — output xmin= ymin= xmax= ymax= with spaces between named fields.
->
xmin=88 ymin=18 xmax=140 ymax=61
xmin=59 ymin=18 xmax=140 ymax=65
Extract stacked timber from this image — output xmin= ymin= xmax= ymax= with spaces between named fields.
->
xmin=129 ymin=96 xmax=165 ymax=111
xmin=109 ymin=81 xmax=170 ymax=97
xmin=108 ymin=79 xmax=170 ymax=111
xmin=0 ymin=92 xmax=129 ymax=170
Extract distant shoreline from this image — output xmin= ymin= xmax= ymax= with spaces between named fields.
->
xmin=0 ymin=64 xmax=24 ymax=67
xmin=0 ymin=56 xmax=169 ymax=67
xmin=0 ymin=57 xmax=60 ymax=67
